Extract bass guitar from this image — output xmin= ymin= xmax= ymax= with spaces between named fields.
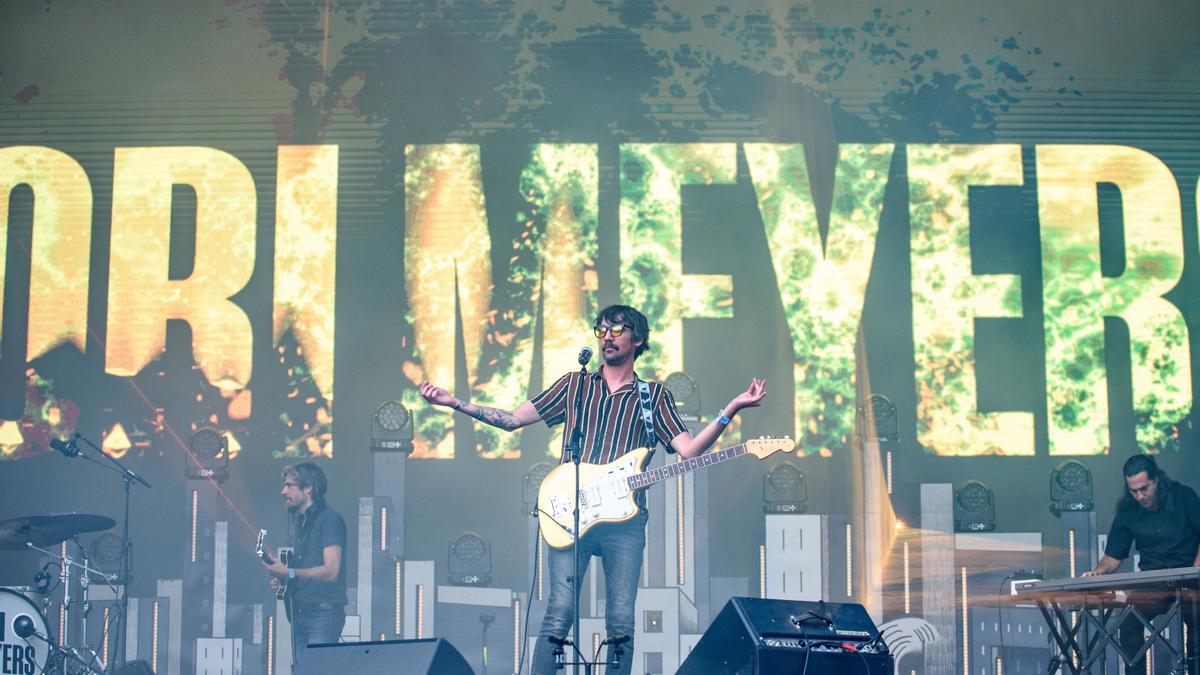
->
xmin=537 ymin=437 xmax=795 ymax=549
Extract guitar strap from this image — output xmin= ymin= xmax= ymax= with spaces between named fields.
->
xmin=636 ymin=378 xmax=660 ymax=453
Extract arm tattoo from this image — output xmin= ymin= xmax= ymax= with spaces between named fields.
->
xmin=455 ymin=400 xmax=522 ymax=431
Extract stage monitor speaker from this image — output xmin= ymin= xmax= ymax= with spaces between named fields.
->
xmin=294 ymin=637 xmax=473 ymax=675
xmin=678 ymin=597 xmax=894 ymax=674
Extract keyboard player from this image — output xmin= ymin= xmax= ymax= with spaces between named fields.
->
xmin=1082 ymin=454 xmax=1200 ymax=673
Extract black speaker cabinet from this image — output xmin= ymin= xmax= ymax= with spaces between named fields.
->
xmin=295 ymin=637 xmax=473 ymax=675
xmin=678 ymin=597 xmax=894 ymax=675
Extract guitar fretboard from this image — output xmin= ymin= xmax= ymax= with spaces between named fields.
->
xmin=627 ymin=443 xmax=749 ymax=490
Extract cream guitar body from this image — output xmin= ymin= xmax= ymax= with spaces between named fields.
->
xmin=536 ymin=437 xmax=794 ymax=549
xmin=537 ymin=447 xmax=651 ymax=549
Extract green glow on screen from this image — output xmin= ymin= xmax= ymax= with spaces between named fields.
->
xmin=0 ymin=142 xmax=1193 ymax=460
xmin=618 ymin=144 xmax=737 ymax=378
xmin=908 ymin=144 xmax=1032 ymax=456
xmin=746 ymin=143 xmax=894 ymax=455
xmin=1038 ymin=145 xmax=1190 ymax=455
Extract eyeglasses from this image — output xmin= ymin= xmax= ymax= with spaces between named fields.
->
xmin=593 ymin=324 xmax=631 ymax=338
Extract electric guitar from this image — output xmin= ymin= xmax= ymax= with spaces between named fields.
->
xmin=256 ymin=529 xmax=293 ymax=618
xmin=536 ymin=437 xmax=795 ymax=549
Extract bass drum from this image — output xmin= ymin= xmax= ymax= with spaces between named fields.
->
xmin=0 ymin=586 xmax=52 ymax=675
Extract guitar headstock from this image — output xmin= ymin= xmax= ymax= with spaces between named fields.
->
xmin=744 ymin=436 xmax=796 ymax=459
xmin=256 ymin=529 xmax=267 ymax=559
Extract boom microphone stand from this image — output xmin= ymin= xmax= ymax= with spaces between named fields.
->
xmin=53 ymin=432 xmax=152 ymax=671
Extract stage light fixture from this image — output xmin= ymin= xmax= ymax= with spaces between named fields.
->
xmin=522 ymin=462 xmax=554 ymax=514
xmin=954 ymin=480 xmax=996 ymax=532
xmin=447 ymin=532 xmax=492 ymax=586
xmin=1050 ymin=460 xmax=1093 ymax=514
xmin=664 ymin=371 xmax=700 ymax=421
xmin=371 ymin=400 xmax=413 ymax=452
xmin=186 ymin=427 xmax=228 ymax=481
xmin=92 ymin=531 xmax=127 ymax=583
xmin=857 ymin=394 xmax=898 ymax=442
xmin=762 ymin=460 xmax=807 ymax=513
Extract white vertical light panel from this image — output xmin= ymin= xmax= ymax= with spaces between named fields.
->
xmin=1068 ymin=529 xmax=1077 ymax=578
xmin=403 ymin=560 xmax=435 ymax=640
xmin=758 ymin=545 xmax=766 ymax=598
xmin=356 ymin=498 xmax=374 ymax=640
xmin=513 ymin=599 xmax=521 ymax=675
xmin=191 ymin=490 xmax=199 ymax=562
xmin=400 ymin=557 xmax=410 ymax=634
xmin=903 ymin=542 xmax=912 ymax=614
xmin=961 ymin=566 xmax=969 ymax=675
xmin=158 ymin=578 xmax=183 ymax=675
xmin=846 ymin=523 xmax=854 ymax=597
xmin=125 ymin=596 xmax=139 ymax=663
xmin=213 ymin=521 xmax=228 ymax=638
xmin=765 ymin=514 xmax=822 ymax=600
xmin=152 ymin=601 xmax=160 ymax=674
xmin=266 ymin=615 xmax=274 ymax=675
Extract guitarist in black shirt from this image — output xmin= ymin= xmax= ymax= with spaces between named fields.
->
xmin=262 ymin=462 xmax=348 ymax=666
xmin=1083 ymin=454 xmax=1200 ymax=673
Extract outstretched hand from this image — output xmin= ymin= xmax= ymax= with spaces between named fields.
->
xmin=728 ymin=378 xmax=767 ymax=413
xmin=419 ymin=380 xmax=457 ymax=408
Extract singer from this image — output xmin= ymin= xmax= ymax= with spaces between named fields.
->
xmin=420 ymin=304 xmax=765 ymax=675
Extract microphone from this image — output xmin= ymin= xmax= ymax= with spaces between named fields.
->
xmin=33 ymin=564 xmax=51 ymax=589
xmin=604 ymin=635 xmax=630 ymax=670
xmin=50 ymin=435 xmax=79 ymax=458
xmin=577 ymin=346 xmax=593 ymax=366
xmin=14 ymin=614 xmax=49 ymax=642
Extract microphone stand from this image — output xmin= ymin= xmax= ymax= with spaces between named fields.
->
xmin=562 ymin=358 xmax=591 ymax=675
xmin=61 ymin=433 xmax=152 ymax=671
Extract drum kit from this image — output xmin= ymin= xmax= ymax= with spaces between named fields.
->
xmin=1 ymin=513 xmax=120 ymax=674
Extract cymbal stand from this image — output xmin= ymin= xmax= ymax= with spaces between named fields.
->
xmin=28 ymin=541 xmax=113 ymax=674
xmin=62 ymin=544 xmax=74 ymax=647
xmin=76 ymin=537 xmax=93 ymax=622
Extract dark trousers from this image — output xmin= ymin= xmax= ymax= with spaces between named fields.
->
xmin=291 ymin=606 xmax=345 ymax=666
xmin=1118 ymin=593 xmax=1197 ymax=674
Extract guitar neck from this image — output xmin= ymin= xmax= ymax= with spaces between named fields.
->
xmin=627 ymin=443 xmax=749 ymax=490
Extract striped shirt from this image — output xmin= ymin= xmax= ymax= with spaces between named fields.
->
xmin=531 ymin=369 xmax=689 ymax=465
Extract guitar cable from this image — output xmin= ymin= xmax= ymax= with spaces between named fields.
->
xmin=517 ymin=518 xmax=540 ymax=675
xmin=997 ymin=575 xmax=1013 ymax=669
xmin=537 ymin=507 xmax=574 ymax=534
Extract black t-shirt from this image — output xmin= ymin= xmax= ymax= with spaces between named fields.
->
xmin=1104 ymin=482 xmax=1200 ymax=571
xmin=288 ymin=502 xmax=347 ymax=606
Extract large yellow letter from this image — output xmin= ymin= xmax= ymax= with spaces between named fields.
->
xmin=1038 ymin=145 xmax=1189 ymax=454
xmin=107 ymin=147 xmax=255 ymax=389
xmin=619 ymin=144 xmax=736 ymax=376
xmin=908 ymin=144 xmax=1031 ymax=455
xmin=746 ymin=143 xmax=894 ymax=454
xmin=273 ymin=145 xmax=338 ymax=404
xmin=0 ymin=147 xmax=92 ymax=360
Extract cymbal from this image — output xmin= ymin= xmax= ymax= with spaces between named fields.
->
xmin=0 ymin=514 xmax=117 ymax=551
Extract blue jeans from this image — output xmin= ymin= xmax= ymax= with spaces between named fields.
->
xmin=291 ymin=607 xmax=345 ymax=665
xmin=531 ymin=512 xmax=646 ymax=675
